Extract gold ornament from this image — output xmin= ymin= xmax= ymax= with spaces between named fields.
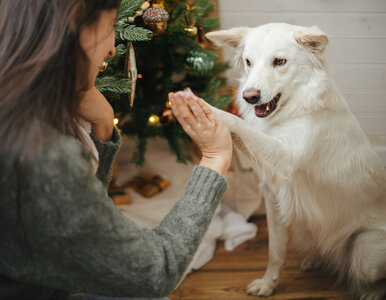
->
xmin=99 ymin=61 xmax=108 ymax=72
xmin=142 ymin=3 xmax=169 ymax=36
xmin=183 ymin=5 xmax=198 ymax=37
xmin=184 ymin=25 xmax=197 ymax=37
xmin=128 ymin=1 xmax=150 ymax=23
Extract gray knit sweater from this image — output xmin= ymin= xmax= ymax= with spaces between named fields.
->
xmin=0 ymin=127 xmax=227 ymax=300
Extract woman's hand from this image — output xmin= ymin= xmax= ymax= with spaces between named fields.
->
xmin=77 ymin=86 xmax=114 ymax=142
xmin=169 ymin=92 xmax=232 ymax=175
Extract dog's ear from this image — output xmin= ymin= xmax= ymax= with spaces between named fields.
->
xmin=295 ymin=26 xmax=329 ymax=54
xmin=205 ymin=27 xmax=248 ymax=49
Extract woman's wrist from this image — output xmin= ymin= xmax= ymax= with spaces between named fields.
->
xmin=199 ymin=156 xmax=231 ymax=176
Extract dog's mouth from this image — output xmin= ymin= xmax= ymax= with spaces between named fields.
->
xmin=254 ymin=93 xmax=281 ymax=118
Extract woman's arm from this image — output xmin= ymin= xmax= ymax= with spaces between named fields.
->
xmin=78 ymin=86 xmax=114 ymax=142
xmin=16 ymin=137 xmax=226 ymax=297
xmin=90 ymin=126 xmax=121 ymax=186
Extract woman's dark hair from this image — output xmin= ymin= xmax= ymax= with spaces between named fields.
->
xmin=0 ymin=0 xmax=121 ymax=162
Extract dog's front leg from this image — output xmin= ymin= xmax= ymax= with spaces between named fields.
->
xmin=178 ymin=92 xmax=292 ymax=182
xmin=211 ymin=106 xmax=292 ymax=183
xmin=247 ymin=189 xmax=289 ymax=297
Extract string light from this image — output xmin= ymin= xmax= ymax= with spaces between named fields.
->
xmin=114 ymin=118 xmax=119 ymax=125
xmin=148 ymin=115 xmax=160 ymax=124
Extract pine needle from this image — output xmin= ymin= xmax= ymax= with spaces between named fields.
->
xmin=116 ymin=23 xmax=152 ymax=41
xmin=119 ymin=0 xmax=144 ymax=19
xmin=96 ymin=77 xmax=131 ymax=94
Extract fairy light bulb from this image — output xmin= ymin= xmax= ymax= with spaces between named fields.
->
xmin=113 ymin=118 xmax=119 ymax=125
xmin=148 ymin=115 xmax=160 ymax=124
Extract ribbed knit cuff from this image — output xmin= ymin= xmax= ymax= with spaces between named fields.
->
xmin=90 ymin=126 xmax=121 ymax=186
xmin=184 ymin=165 xmax=228 ymax=206
xmin=90 ymin=126 xmax=121 ymax=153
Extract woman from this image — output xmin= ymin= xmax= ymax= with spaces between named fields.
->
xmin=0 ymin=1 xmax=232 ymax=300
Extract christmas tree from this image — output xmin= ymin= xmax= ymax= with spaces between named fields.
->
xmin=97 ymin=0 xmax=231 ymax=165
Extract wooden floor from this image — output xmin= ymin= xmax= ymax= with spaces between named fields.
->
xmin=170 ymin=216 xmax=356 ymax=300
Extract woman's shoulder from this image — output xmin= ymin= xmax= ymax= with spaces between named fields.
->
xmin=43 ymin=127 xmax=87 ymax=162
xmin=34 ymin=128 xmax=92 ymax=178
xmin=0 ymin=128 xmax=94 ymax=211
xmin=0 ymin=128 xmax=90 ymax=180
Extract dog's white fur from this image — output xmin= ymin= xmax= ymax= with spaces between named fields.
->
xmin=199 ymin=23 xmax=386 ymax=299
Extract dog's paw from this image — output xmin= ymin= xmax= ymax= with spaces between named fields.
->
xmin=300 ymin=256 xmax=321 ymax=272
xmin=176 ymin=88 xmax=239 ymax=130
xmin=246 ymin=278 xmax=276 ymax=297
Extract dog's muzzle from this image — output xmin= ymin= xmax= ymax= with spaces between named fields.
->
xmin=254 ymin=93 xmax=281 ymax=118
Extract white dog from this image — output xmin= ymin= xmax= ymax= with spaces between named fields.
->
xmin=196 ymin=23 xmax=386 ymax=299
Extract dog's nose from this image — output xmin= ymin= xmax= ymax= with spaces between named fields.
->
xmin=243 ymin=89 xmax=261 ymax=104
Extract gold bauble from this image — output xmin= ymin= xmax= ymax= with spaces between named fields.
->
xmin=99 ymin=61 xmax=108 ymax=72
xmin=142 ymin=4 xmax=169 ymax=36
xmin=184 ymin=25 xmax=198 ymax=37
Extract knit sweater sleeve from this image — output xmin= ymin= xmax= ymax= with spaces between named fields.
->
xmin=16 ymin=135 xmax=227 ymax=298
xmin=90 ymin=126 xmax=121 ymax=186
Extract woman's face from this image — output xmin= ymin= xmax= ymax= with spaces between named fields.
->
xmin=79 ymin=9 xmax=118 ymax=87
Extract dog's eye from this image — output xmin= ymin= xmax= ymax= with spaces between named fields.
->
xmin=246 ymin=59 xmax=251 ymax=67
xmin=273 ymin=58 xmax=287 ymax=66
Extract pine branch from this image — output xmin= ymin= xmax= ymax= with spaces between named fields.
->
xmin=130 ymin=137 xmax=147 ymax=165
xmin=212 ymin=93 xmax=232 ymax=110
xmin=101 ymin=0 xmax=232 ymax=165
xmin=166 ymin=3 xmax=190 ymax=33
xmin=166 ymin=2 xmax=187 ymax=25
xmin=211 ymin=61 xmax=231 ymax=76
xmin=119 ymin=0 xmax=144 ymax=19
xmin=116 ymin=23 xmax=152 ymax=41
xmin=185 ymin=48 xmax=218 ymax=76
xmin=95 ymin=77 xmax=131 ymax=94
xmin=106 ymin=44 xmax=127 ymax=63
xmin=164 ymin=126 xmax=188 ymax=164
xmin=201 ymin=77 xmax=225 ymax=103
xmin=199 ymin=17 xmax=220 ymax=32
xmin=188 ymin=0 xmax=214 ymax=23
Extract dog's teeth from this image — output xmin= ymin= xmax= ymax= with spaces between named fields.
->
xmin=266 ymin=105 xmax=270 ymax=111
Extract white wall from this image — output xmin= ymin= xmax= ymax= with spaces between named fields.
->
xmin=217 ymin=0 xmax=386 ymax=165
